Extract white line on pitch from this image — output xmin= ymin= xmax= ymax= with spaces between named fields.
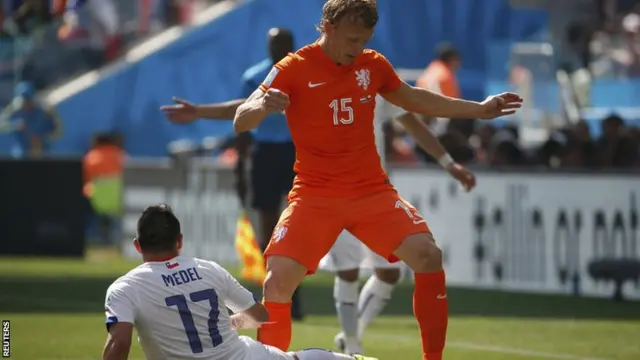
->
xmin=312 ymin=324 xmax=609 ymax=360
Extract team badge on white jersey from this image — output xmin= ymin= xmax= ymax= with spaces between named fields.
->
xmin=355 ymin=69 xmax=371 ymax=90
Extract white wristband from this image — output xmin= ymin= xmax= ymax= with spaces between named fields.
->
xmin=438 ymin=153 xmax=454 ymax=169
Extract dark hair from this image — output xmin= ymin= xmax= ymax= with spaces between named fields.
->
xmin=137 ymin=204 xmax=181 ymax=252
xmin=317 ymin=0 xmax=378 ymax=32
xmin=436 ymin=43 xmax=460 ymax=63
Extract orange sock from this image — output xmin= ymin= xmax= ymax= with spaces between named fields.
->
xmin=414 ymin=270 xmax=448 ymax=360
xmin=257 ymin=301 xmax=292 ymax=351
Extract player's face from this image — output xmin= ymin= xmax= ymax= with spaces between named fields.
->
xmin=329 ymin=19 xmax=374 ymax=65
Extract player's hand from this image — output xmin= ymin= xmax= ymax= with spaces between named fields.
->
xmin=261 ymin=89 xmax=289 ymax=114
xmin=478 ymin=92 xmax=523 ymax=119
xmin=161 ymin=97 xmax=200 ymax=123
xmin=230 ymin=315 xmax=243 ymax=330
xmin=446 ymin=162 xmax=476 ymax=192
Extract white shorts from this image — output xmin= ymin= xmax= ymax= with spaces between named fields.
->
xmin=240 ymin=336 xmax=295 ymax=360
xmin=319 ymin=230 xmax=401 ymax=272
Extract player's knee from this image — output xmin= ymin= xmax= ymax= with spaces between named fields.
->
xmin=263 ymin=256 xmax=307 ymax=302
xmin=375 ymin=268 xmax=401 ymax=285
xmin=263 ymin=272 xmax=296 ymax=302
xmin=333 ymin=276 xmax=359 ymax=303
xmin=412 ymin=238 xmax=443 ymax=273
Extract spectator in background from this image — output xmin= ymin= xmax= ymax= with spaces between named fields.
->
xmin=381 ymin=119 xmax=419 ymax=164
xmin=57 ymin=0 xmax=122 ymax=63
xmin=595 ymin=113 xmax=639 ymax=168
xmin=488 ymin=127 xmax=527 ymax=167
xmin=83 ymin=132 xmax=125 ymax=248
xmin=622 ymin=3 xmax=640 ymax=76
xmin=413 ymin=43 xmax=475 ymax=165
xmin=562 ymin=120 xmax=597 ymax=168
xmin=416 ymin=42 xmax=463 ymax=137
xmin=470 ymin=123 xmax=497 ymax=165
xmin=8 ymin=0 xmax=51 ymax=35
xmin=0 ymin=81 xmax=61 ymax=157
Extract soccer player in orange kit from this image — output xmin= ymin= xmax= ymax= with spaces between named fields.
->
xmin=233 ymin=1 xmax=522 ymax=359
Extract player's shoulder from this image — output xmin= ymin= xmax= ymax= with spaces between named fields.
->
xmin=360 ymin=49 xmax=391 ymax=64
xmin=274 ymin=43 xmax=319 ymax=70
xmin=242 ymin=58 xmax=273 ymax=82
xmin=192 ymin=257 xmax=228 ymax=274
xmin=106 ymin=272 xmax=138 ymax=296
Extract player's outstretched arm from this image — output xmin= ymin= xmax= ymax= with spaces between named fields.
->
xmin=102 ymin=322 xmax=133 ymax=360
xmin=161 ymin=97 xmax=246 ymax=123
xmin=395 ymin=113 xmax=476 ymax=191
xmin=233 ymin=88 xmax=289 ymax=133
xmin=230 ymin=302 xmax=270 ymax=330
xmin=381 ymin=82 xmax=522 ymax=120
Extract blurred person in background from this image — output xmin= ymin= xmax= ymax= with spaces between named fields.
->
xmin=595 ymin=113 xmax=639 ymax=168
xmin=0 ymin=81 xmax=62 ymax=157
xmin=161 ymin=27 xmax=305 ymax=320
xmin=415 ymin=43 xmax=463 ymax=135
xmin=56 ymin=0 xmax=122 ymax=63
xmin=561 ymin=120 xmax=597 ymax=168
xmin=487 ymin=126 xmax=527 ymax=167
xmin=382 ymin=120 xmax=419 ymax=164
xmin=414 ymin=43 xmax=475 ymax=165
xmin=6 ymin=0 xmax=52 ymax=35
xmin=622 ymin=3 xmax=640 ymax=76
xmin=83 ymin=132 xmax=126 ymax=248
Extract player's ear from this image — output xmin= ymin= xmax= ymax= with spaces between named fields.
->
xmin=133 ymin=238 xmax=142 ymax=254
xmin=323 ymin=20 xmax=334 ymax=35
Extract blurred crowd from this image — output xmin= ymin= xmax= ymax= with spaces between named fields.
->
xmin=383 ymin=113 xmax=640 ymax=170
xmin=0 ymin=0 xmax=227 ymax=103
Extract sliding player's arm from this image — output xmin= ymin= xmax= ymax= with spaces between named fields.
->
xmin=102 ymin=282 xmax=136 ymax=360
xmin=215 ymin=264 xmax=269 ymax=329
xmin=233 ymin=57 xmax=296 ymax=133
xmin=395 ymin=112 xmax=476 ymax=191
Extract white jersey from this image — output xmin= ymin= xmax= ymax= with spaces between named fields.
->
xmin=373 ymin=95 xmax=409 ymax=169
xmin=104 ymin=256 xmax=259 ymax=360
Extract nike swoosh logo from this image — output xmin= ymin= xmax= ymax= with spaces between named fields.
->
xmin=413 ymin=219 xmax=427 ymax=225
xmin=308 ymin=82 xmax=326 ymax=88
xmin=437 ymin=294 xmax=447 ymax=299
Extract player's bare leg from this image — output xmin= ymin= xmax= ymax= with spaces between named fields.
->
xmin=333 ymin=268 xmax=362 ymax=355
xmin=258 ymin=210 xmax=304 ymax=320
xmin=393 ymin=233 xmax=447 ymax=360
xmin=259 ymin=255 xmax=307 ymax=351
xmin=357 ymin=267 xmax=400 ymax=339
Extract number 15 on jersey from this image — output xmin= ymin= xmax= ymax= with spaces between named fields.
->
xmin=330 ymin=98 xmax=354 ymax=125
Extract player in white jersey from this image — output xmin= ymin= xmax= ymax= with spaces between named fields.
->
xmin=319 ymin=97 xmax=477 ymax=355
xmin=102 ymin=204 xmax=377 ymax=360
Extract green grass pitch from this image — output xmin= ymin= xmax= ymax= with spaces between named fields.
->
xmin=1 ymin=251 xmax=639 ymax=360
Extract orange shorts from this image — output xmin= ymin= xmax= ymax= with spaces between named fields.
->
xmin=264 ymin=189 xmax=431 ymax=274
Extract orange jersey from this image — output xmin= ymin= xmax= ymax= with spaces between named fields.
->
xmin=259 ymin=43 xmax=403 ymax=197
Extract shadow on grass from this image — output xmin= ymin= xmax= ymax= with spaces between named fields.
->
xmin=2 ymin=276 xmax=640 ymax=320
